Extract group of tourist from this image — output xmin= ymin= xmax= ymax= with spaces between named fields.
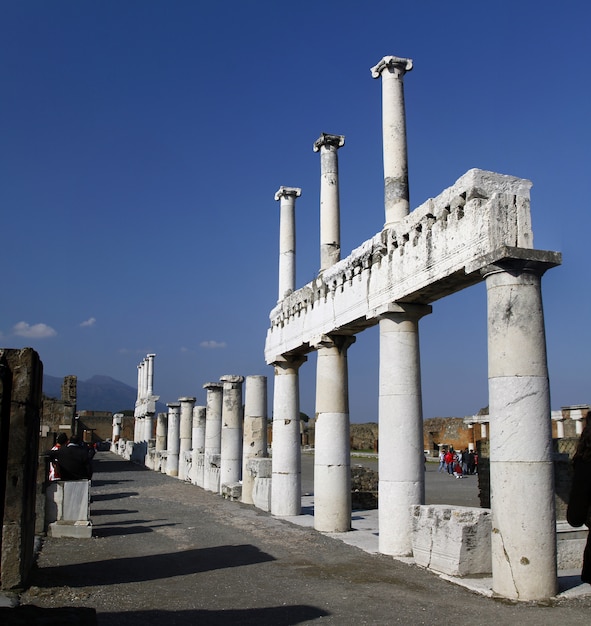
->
xmin=47 ymin=434 xmax=94 ymax=481
xmin=437 ymin=447 xmax=477 ymax=478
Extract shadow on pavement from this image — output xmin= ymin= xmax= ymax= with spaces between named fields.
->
xmin=31 ymin=544 xmax=276 ymax=587
xmin=98 ymin=605 xmax=330 ymax=626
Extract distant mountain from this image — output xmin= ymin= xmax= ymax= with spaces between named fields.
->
xmin=43 ymin=374 xmax=166 ymax=414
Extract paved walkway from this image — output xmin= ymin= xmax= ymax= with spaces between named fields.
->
xmin=3 ymin=452 xmax=591 ymax=625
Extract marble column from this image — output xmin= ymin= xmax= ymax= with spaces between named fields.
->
xmin=146 ymin=353 xmax=156 ymax=397
xmin=274 ymin=186 xmax=301 ymax=301
xmin=178 ymin=396 xmax=196 ymax=481
xmin=219 ymin=375 xmax=244 ymax=491
xmin=165 ymin=402 xmax=181 ymax=477
xmin=377 ymin=302 xmax=431 ymax=556
xmin=242 ymin=375 xmax=268 ymax=505
xmin=313 ymin=334 xmax=356 ymax=532
xmin=112 ymin=413 xmax=123 ymax=443
xmin=313 ymin=133 xmax=345 ymax=272
xmin=203 ymin=382 xmax=224 ymax=492
xmin=370 ymin=55 xmax=413 ymax=227
xmin=484 ymin=261 xmax=558 ymax=600
xmin=156 ymin=412 xmax=167 ymax=452
xmin=271 ymin=355 xmax=307 ymax=516
xmin=144 ymin=413 xmax=154 ymax=443
xmin=481 ymin=423 xmax=488 ymax=439
xmin=192 ymin=405 xmax=206 ymax=487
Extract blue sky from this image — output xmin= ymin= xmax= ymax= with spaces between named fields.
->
xmin=2 ymin=1 xmax=589 ymax=422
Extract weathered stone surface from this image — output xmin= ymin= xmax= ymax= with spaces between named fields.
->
xmin=411 ymin=504 xmax=492 ymax=577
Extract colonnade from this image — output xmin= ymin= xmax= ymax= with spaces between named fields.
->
xmin=265 ymin=54 xmax=561 ymax=601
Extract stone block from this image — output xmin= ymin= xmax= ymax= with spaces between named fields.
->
xmin=48 ymin=520 xmax=92 ymax=539
xmin=247 ymin=458 xmax=272 ymax=478
xmin=221 ymin=482 xmax=242 ymax=501
xmin=411 ymin=505 xmax=492 ymax=577
xmin=252 ymin=477 xmax=272 ymax=512
xmin=557 ymin=520 xmax=588 ymax=570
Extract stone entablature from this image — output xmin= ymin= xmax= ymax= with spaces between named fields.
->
xmin=265 ymin=168 xmax=560 ymax=362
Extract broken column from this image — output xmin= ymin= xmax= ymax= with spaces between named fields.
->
xmin=313 ymin=133 xmax=345 ymax=272
xmin=377 ymin=303 xmax=431 ymax=556
xmin=484 ymin=260 xmax=558 ymax=601
xmin=219 ymin=376 xmax=244 ymax=491
xmin=274 ymin=186 xmax=301 ymax=301
xmin=370 ymin=55 xmax=413 ymax=227
xmin=241 ymin=375 xmax=268 ymax=505
xmin=271 ymin=355 xmax=306 ymax=516
xmin=203 ymin=382 xmax=223 ymax=492
xmin=156 ymin=412 xmax=167 ymax=452
xmin=165 ymin=402 xmax=181 ymax=477
xmin=178 ymin=397 xmax=196 ymax=481
xmin=112 ymin=413 xmax=123 ymax=443
xmin=313 ymin=334 xmax=355 ymax=532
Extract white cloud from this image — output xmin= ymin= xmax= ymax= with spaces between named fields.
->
xmin=80 ymin=317 xmax=96 ymax=327
xmin=13 ymin=321 xmax=57 ymax=339
xmin=200 ymin=340 xmax=227 ymax=349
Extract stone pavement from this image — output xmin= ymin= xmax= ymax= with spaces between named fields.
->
xmin=2 ymin=452 xmax=591 ymax=625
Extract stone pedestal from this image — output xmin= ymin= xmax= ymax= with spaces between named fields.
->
xmin=46 ymin=480 xmax=92 ymax=539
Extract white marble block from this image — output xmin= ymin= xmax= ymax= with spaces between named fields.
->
xmin=411 ymin=505 xmax=492 ymax=577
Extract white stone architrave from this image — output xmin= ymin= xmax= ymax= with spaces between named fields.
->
xmin=265 ymin=54 xmax=561 ymax=601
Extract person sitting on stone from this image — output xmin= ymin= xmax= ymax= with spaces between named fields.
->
xmin=49 ymin=435 xmax=93 ymax=481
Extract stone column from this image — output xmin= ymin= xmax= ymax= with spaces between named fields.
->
xmin=484 ymin=261 xmax=558 ymax=601
xmin=156 ymin=412 xmax=167 ymax=452
xmin=192 ymin=405 xmax=206 ymax=487
xmin=112 ymin=413 xmax=123 ymax=443
xmin=271 ymin=354 xmax=307 ymax=516
xmin=203 ymin=382 xmax=224 ymax=492
xmin=144 ymin=413 xmax=154 ymax=442
xmin=313 ymin=334 xmax=356 ymax=532
xmin=192 ymin=405 xmax=206 ymax=452
xmin=165 ymin=402 xmax=181 ymax=477
xmin=242 ymin=375 xmax=268 ymax=505
xmin=313 ymin=133 xmax=345 ymax=272
xmin=377 ymin=302 xmax=431 ymax=556
xmin=551 ymin=411 xmax=565 ymax=439
xmin=146 ymin=353 xmax=156 ymax=397
xmin=219 ymin=375 xmax=244 ymax=491
xmin=274 ymin=186 xmax=301 ymax=301
xmin=178 ymin=397 xmax=196 ymax=481
xmin=370 ymin=55 xmax=413 ymax=227
xmin=481 ymin=423 xmax=488 ymax=439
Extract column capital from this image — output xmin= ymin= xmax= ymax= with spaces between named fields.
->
xmin=203 ymin=381 xmax=223 ymax=391
xmin=274 ymin=186 xmax=302 ymax=201
xmin=166 ymin=402 xmax=180 ymax=409
xmin=178 ymin=396 xmax=196 ymax=403
xmin=480 ymin=253 xmax=561 ymax=280
xmin=369 ymin=302 xmax=432 ymax=322
xmin=271 ymin=353 xmax=307 ymax=372
xmin=313 ymin=133 xmax=345 ymax=153
xmin=146 ymin=353 xmax=156 ymax=358
xmin=371 ymin=55 xmax=413 ymax=79
xmin=311 ymin=333 xmax=356 ymax=352
xmin=220 ymin=374 xmax=244 ymax=384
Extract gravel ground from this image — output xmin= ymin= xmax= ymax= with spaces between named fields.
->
xmin=4 ymin=452 xmax=591 ymax=625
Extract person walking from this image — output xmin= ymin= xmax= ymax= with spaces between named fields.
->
xmin=567 ymin=417 xmax=591 ymax=584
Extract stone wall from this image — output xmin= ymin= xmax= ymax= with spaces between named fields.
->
xmin=0 ymin=348 xmax=42 ymax=590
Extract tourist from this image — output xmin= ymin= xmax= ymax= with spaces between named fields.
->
xmin=48 ymin=432 xmax=68 ymax=481
xmin=567 ymin=418 xmax=591 ymax=585
xmin=444 ymin=449 xmax=454 ymax=475
xmin=467 ymin=450 xmax=476 ymax=475
xmin=49 ymin=435 xmax=93 ymax=481
xmin=438 ymin=449 xmax=445 ymax=472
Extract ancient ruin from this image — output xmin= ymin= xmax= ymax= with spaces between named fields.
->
xmin=263 ymin=54 xmax=561 ymax=601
